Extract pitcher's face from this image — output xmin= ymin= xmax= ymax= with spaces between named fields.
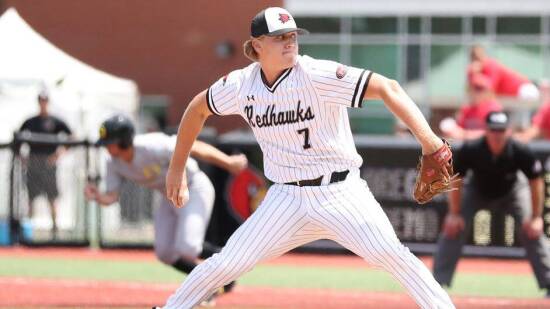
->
xmin=256 ymin=31 xmax=298 ymax=69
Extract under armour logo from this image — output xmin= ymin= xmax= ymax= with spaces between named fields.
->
xmin=247 ymin=95 xmax=255 ymax=101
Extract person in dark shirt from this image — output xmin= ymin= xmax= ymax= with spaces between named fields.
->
xmin=432 ymin=111 xmax=550 ymax=295
xmin=19 ymin=91 xmax=72 ymax=238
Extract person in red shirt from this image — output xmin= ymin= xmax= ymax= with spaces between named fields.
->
xmin=440 ymin=73 xmax=503 ymax=140
xmin=469 ymin=45 xmax=539 ymax=101
xmin=515 ymin=79 xmax=550 ymax=142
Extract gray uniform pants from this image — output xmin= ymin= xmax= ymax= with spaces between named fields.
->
xmin=433 ymin=177 xmax=550 ymax=288
xmin=154 ymin=171 xmax=215 ymax=264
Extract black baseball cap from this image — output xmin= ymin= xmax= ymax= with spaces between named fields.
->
xmin=486 ymin=111 xmax=509 ymax=130
xmin=251 ymin=7 xmax=309 ymax=38
xmin=96 ymin=115 xmax=135 ymax=146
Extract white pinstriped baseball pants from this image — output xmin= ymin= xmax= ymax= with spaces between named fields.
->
xmin=162 ymin=171 xmax=454 ymax=309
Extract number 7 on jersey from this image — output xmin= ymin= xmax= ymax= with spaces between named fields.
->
xmin=297 ymin=128 xmax=311 ymax=149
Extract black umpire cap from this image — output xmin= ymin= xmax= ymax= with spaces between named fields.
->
xmin=250 ymin=7 xmax=309 ymax=38
xmin=485 ymin=111 xmax=509 ymax=130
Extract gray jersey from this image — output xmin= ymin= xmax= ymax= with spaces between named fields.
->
xmin=105 ymin=133 xmax=200 ymax=193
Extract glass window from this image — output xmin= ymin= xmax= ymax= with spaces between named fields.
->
xmin=352 ymin=17 xmax=398 ymax=34
xmin=351 ymin=45 xmax=399 ymax=79
xmin=497 ymin=16 xmax=540 ymax=34
xmin=408 ymin=16 xmax=421 ymax=34
xmin=300 ymin=44 xmax=340 ymax=62
xmin=406 ymin=45 xmax=421 ymax=82
xmin=431 ymin=17 xmax=462 ymax=34
xmin=473 ymin=17 xmax=486 ymax=34
xmin=294 ymin=17 xmax=341 ymax=34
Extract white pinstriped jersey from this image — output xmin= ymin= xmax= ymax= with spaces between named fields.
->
xmin=207 ymin=55 xmax=372 ymax=183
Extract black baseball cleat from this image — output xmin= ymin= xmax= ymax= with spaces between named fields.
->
xmin=200 ymin=292 xmax=218 ymax=307
xmin=223 ymin=280 xmax=236 ymax=293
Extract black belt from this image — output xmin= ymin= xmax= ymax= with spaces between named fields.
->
xmin=285 ymin=170 xmax=349 ymax=187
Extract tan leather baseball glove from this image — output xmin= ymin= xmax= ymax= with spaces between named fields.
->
xmin=413 ymin=140 xmax=460 ymax=204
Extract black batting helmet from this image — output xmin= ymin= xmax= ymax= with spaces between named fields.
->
xmin=97 ymin=115 xmax=135 ymax=149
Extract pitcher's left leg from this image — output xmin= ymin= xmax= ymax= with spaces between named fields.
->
xmin=309 ymin=177 xmax=454 ymax=309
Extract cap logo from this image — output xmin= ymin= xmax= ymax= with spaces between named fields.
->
xmin=490 ymin=113 xmax=507 ymax=124
xmin=99 ymin=125 xmax=107 ymax=139
xmin=279 ymin=13 xmax=291 ymax=23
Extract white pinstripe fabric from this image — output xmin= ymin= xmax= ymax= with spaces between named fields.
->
xmin=162 ymin=173 xmax=454 ymax=309
xmin=206 ymin=55 xmax=368 ymax=184
xmin=164 ymin=55 xmax=455 ymax=309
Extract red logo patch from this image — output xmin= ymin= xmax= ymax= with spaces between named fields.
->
xmin=226 ymin=167 xmax=267 ymax=223
xmin=279 ymin=13 xmax=291 ymax=24
xmin=336 ymin=65 xmax=348 ymax=79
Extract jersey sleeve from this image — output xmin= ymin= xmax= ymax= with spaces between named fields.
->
xmin=55 ymin=118 xmax=72 ymax=135
xmin=19 ymin=119 xmax=31 ymax=132
xmin=306 ymin=57 xmax=373 ymax=108
xmin=104 ymin=159 xmax=122 ymax=193
xmin=514 ymin=142 xmax=544 ymax=179
xmin=206 ymin=70 xmax=242 ymax=116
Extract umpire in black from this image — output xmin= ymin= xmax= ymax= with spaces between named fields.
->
xmin=433 ymin=111 xmax=550 ymax=293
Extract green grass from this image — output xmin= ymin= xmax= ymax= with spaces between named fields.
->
xmin=0 ymin=256 xmax=544 ymax=298
xmin=0 ymin=256 xmax=184 ymax=283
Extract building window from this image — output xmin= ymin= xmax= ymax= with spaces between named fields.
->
xmin=497 ymin=16 xmax=540 ymax=34
xmin=300 ymin=44 xmax=340 ymax=62
xmin=472 ymin=17 xmax=486 ymax=34
xmin=431 ymin=17 xmax=462 ymax=34
xmin=351 ymin=17 xmax=398 ymax=34
xmin=406 ymin=45 xmax=421 ymax=82
xmin=294 ymin=17 xmax=341 ymax=33
xmin=351 ymin=44 xmax=399 ymax=79
xmin=408 ymin=16 xmax=421 ymax=34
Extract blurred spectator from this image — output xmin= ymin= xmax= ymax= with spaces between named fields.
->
xmin=433 ymin=111 xmax=550 ymax=294
xmin=19 ymin=91 xmax=72 ymax=239
xmin=468 ymin=45 xmax=539 ymax=101
xmin=515 ymin=79 xmax=550 ymax=142
xmin=440 ymin=73 xmax=502 ymax=140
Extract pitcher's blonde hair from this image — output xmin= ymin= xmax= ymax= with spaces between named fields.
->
xmin=243 ymin=39 xmax=259 ymax=62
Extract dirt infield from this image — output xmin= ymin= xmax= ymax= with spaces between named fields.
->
xmin=1 ymin=277 xmax=549 ymax=309
xmin=0 ymin=247 xmax=548 ymax=309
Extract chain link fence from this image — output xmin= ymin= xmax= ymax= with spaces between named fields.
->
xmin=9 ymin=133 xmax=89 ymax=246
xmin=97 ymin=178 xmax=157 ymax=248
xmin=2 ymin=132 xmax=550 ymax=258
